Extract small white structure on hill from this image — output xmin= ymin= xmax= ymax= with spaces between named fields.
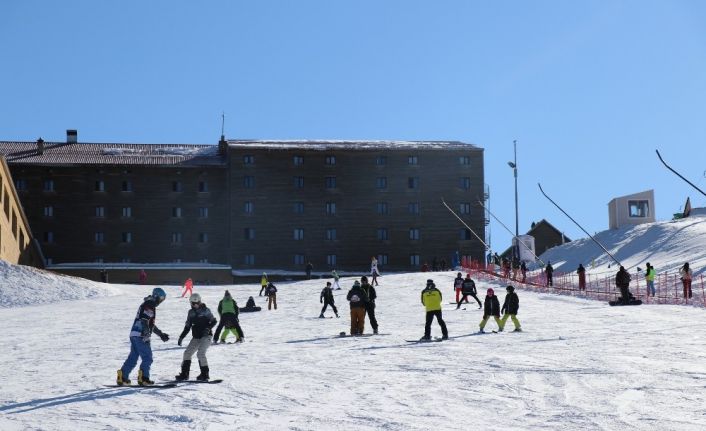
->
xmin=608 ymin=189 xmax=655 ymax=229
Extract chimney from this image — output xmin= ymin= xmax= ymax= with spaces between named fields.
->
xmin=218 ymin=134 xmax=228 ymax=156
xmin=66 ymin=129 xmax=77 ymax=144
xmin=37 ymin=137 xmax=45 ymax=155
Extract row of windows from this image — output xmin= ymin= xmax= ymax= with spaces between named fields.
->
xmin=43 ymin=206 xmax=210 ymax=218
xmin=242 ymin=254 xmax=428 ymax=267
xmin=243 ymin=227 xmax=476 ymax=241
xmin=46 ymin=258 xmax=212 ymax=265
xmin=242 ymin=201 xmax=473 ymax=215
xmin=244 ymin=155 xmax=474 ymax=166
xmin=242 ymin=176 xmax=473 ymax=190
xmin=43 ymin=232 xmax=210 ymax=244
xmin=17 ymin=179 xmax=210 ymax=193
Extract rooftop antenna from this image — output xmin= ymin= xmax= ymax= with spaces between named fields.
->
xmin=221 ymin=112 xmax=226 ymax=141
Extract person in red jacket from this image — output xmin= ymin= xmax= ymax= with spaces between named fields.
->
xmin=181 ymin=278 xmax=194 ymax=298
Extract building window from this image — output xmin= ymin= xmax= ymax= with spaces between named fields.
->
xmin=94 ymin=232 xmax=104 ymax=243
xmin=459 ymin=156 xmax=471 ymax=165
xmin=43 ymin=179 xmax=54 ymax=192
xmin=171 ymin=232 xmax=183 ymax=244
xmin=95 ymin=206 xmax=105 ymax=218
xmin=294 ymin=254 xmax=305 ymax=265
xmin=376 ymin=202 xmax=388 ymax=215
xmin=326 ymin=228 xmax=337 ymax=240
xmin=327 ymin=254 xmax=337 ymax=266
xmin=172 ymin=181 xmax=182 ymax=192
xmin=199 ymin=207 xmax=209 ymax=218
xmin=325 ymin=155 xmax=336 ymax=165
xmin=199 ymin=181 xmax=208 ymax=192
xmin=244 ymin=201 xmax=253 ymax=214
xmin=122 ymin=232 xmax=132 ymax=243
xmin=375 ymin=156 xmax=387 ymax=166
xmin=172 ymin=207 xmax=182 ymax=218
xmin=121 ymin=181 xmax=133 ymax=192
xmin=294 ymin=228 xmax=304 ymax=240
xmin=410 ymin=254 xmax=420 ymax=266
xmin=199 ymin=258 xmax=209 ymax=263
xmin=628 ymin=200 xmax=649 ymax=218
xmin=325 ymin=202 xmax=336 ymax=215
xmin=460 ymin=229 xmax=472 ymax=240
xmin=122 ymin=258 xmax=131 ymax=263
xmin=293 ymin=155 xmax=304 ymax=166
xmin=43 ymin=206 xmax=54 ymax=217
xmin=199 ymin=232 xmax=208 ymax=243
xmin=294 ymin=176 xmax=304 ymax=188
xmin=377 ymin=228 xmax=388 ymax=240
xmin=325 ymin=176 xmax=337 ymax=189
xmin=244 ymin=228 xmax=255 ymax=240
xmin=408 ymin=155 xmax=418 ymax=165
xmin=460 ymin=177 xmax=471 ymax=190
xmin=95 ymin=180 xmax=105 ymax=192
xmin=94 ymin=257 xmax=104 ymax=263
xmin=376 ymin=177 xmax=387 ymax=189
xmin=243 ymin=155 xmax=255 ymax=164
xmin=244 ymin=176 xmax=255 ymax=188
xmin=173 ymin=258 xmax=182 ymax=263
xmin=408 ymin=202 xmax=420 ymax=214
xmin=15 ymin=179 xmax=27 ymax=191
xmin=121 ymin=207 xmax=132 ymax=218
xmin=378 ymin=254 xmax=389 ymax=265
xmin=460 ymin=203 xmax=471 ymax=214
xmin=409 ymin=228 xmax=420 ymax=240
xmin=408 ymin=177 xmax=419 ymax=189
xmin=245 ymin=254 xmax=255 ymax=265
xmin=294 ymin=202 xmax=305 ymax=214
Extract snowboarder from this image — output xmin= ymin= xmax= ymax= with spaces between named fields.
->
xmin=499 ymin=285 xmax=521 ymax=332
xmin=259 ymin=273 xmax=268 ymax=296
xmin=213 ymin=290 xmax=244 ymax=344
xmin=680 ymin=262 xmax=693 ymax=299
xmin=421 ymin=279 xmax=448 ymax=341
xmin=457 ymin=274 xmax=482 ymax=309
xmin=453 ymin=272 xmax=464 ymax=304
xmin=577 ymin=264 xmax=586 ymax=291
xmin=117 ymin=287 xmax=169 ymax=386
xmin=181 ymin=277 xmax=193 ymax=298
xmin=545 ymin=261 xmax=554 ymax=287
xmin=175 ymin=293 xmax=217 ymax=382
xmin=520 ymin=261 xmax=527 ymax=283
xmin=346 ymin=280 xmax=369 ymax=335
xmin=479 ymin=288 xmax=502 ymax=333
xmin=138 ymin=269 xmax=147 ymax=285
xmin=265 ymin=282 xmax=278 ymax=310
xmin=331 ymin=269 xmax=341 ymax=290
xmin=320 ymin=281 xmax=339 ymax=318
xmin=615 ymin=266 xmax=633 ymax=304
xmin=240 ymin=296 xmax=262 ymax=312
xmin=361 ymin=275 xmax=379 ymax=334
xmin=645 ymin=262 xmax=656 ymax=297
xmin=305 ymin=261 xmax=313 ymax=279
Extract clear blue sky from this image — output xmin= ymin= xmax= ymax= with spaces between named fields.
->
xmin=2 ymin=1 xmax=706 ymax=253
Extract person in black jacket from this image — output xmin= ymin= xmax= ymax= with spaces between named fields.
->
xmin=456 ymin=274 xmax=482 ymax=309
xmin=266 ymin=282 xmax=278 ymax=310
xmin=320 ymin=281 xmax=339 ymax=318
xmin=347 ymin=280 xmax=369 ymax=335
xmin=545 ymin=261 xmax=554 ymax=287
xmin=479 ymin=288 xmax=501 ymax=333
xmin=175 ymin=293 xmax=217 ymax=381
xmin=499 ymin=285 xmax=521 ymax=332
xmin=615 ymin=266 xmax=633 ymax=303
xmin=360 ymin=276 xmax=379 ymax=334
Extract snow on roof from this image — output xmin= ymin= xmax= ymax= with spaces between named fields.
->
xmin=227 ymin=139 xmax=480 ymax=151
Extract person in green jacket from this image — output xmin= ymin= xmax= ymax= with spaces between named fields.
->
xmin=645 ymin=262 xmax=656 ymax=297
xmin=420 ymin=279 xmax=448 ymax=341
xmin=212 ymin=290 xmax=244 ymax=344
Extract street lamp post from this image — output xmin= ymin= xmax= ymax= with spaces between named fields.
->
xmin=507 ymin=140 xmax=519 ymax=260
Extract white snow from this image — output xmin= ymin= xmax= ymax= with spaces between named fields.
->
xmin=2 ymin=216 xmax=706 ymax=430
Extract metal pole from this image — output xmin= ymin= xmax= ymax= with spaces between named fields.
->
xmin=513 ymin=140 xmax=518 ymax=237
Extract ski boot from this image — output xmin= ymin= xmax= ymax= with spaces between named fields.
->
xmin=478 ymin=328 xmax=485 ymax=333
xmin=373 ymin=328 xmax=378 ymax=335
xmin=117 ymin=369 xmax=131 ymax=386
xmin=196 ymin=365 xmax=210 ymax=382
xmin=335 ymin=312 xmax=339 ymax=318
xmin=137 ymin=369 xmax=154 ymax=386
xmin=175 ymin=360 xmax=191 ymax=381
xmin=512 ymin=328 xmax=523 ymax=332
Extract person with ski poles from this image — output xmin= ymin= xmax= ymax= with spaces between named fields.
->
xmin=175 ymin=293 xmax=217 ymax=382
xmin=420 ymin=279 xmax=448 ymax=341
xmin=320 ymin=281 xmax=339 ymax=318
xmin=457 ymin=274 xmax=482 ymax=309
xmin=117 ymin=288 xmax=169 ymax=386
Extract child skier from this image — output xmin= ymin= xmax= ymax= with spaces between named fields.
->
xmin=320 ymin=281 xmax=339 ymax=318
xmin=457 ymin=274 xmax=482 ymax=309
xmin=453 ymin=272 xmax=464 ymax=304
xmin=266 ymin=282 xmax=278 ymax=310
xmin=499 ymin=285 xmax=521 ymax=332
xmin=213 ymin=290 xmax=244 ymax=343
xmin=175 ymin=293 xmax=217 ymax=381
xmin=421 ymin=279 xmax=448 ymax=341
xmin=117 ymin=288 xmax=169 ymax=386
xmin=479 ymin=288 xmax=502 ymax=333
xmin=346 ymin=280 xmax=369 ymax=335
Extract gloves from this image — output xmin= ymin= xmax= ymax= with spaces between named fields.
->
xmin=160 ymin=332 xmax=169 ymax=342
xmin=178 ymin=336 xmax=184 ymax=346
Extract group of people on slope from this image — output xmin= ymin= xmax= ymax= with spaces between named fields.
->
xmin=345 ymin=275 xmax=379 ymax=335
xmin=259 ymin=273 xmax=279 ymax=310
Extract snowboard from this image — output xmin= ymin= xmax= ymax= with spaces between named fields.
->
xmin=405 ymin=337 xmax=445 ymax=343
xmin=239 ymin=307 xmax=262 ymax=312
xmin=608 ymin=300 xmax=642 ymax=306
xmin=171 ymin=379 xmax=223 ymax=384
xmin=104 ymin=383 xmax=177 ymax=388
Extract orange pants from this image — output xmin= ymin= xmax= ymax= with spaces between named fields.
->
xmin=350 ymin=307 xmax=366 ymax=335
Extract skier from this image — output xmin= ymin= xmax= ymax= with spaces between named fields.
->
xmin=361 ymin=275 xmax=379 ymax=334
xmin=645 ymin=262 xmax=656 ymax=297
xmin=453 ymin=272 xmax=464 ymax=304
xmin=331 ymin=269 xmax=341 ymax=290
xmin=181 ymin=277 xmax=194 ymax=298
xmin=577 ymin=264 xmax=586 ymax=291
xmin=175 ymin=293 xmax=217 ymax=382
xmin=545 ymin=261 xmax=554 ymax=287
xmin=520 ymin=261 xmax=527 ymax=283
xmin=319 ymin=281 xmax=339 ymax=318
xmin=346 ymin=280 xmax=369 ymax=335
xmin=213 ymin=290 xmax=244 ymax=344
xmin=457 ymin=274 xmax=482 ymax=309
xmin=680 ymin=262 xmax=693 ymax=299
xmin=305 ymin=261 xmax=313 ymax=279
xmin=139 ymin=269 xmax=147 ymax=285
xmin=259 ymin=272 xmax=268 ymax=296
xmin=265 ymin=282 xmax=278 ymax=310
xmin=117 ymin=287 xmax=169 ymax=386
xmin=615 ymin=266 xmax=633 ymax=304
xmin=421 ymin=279 xmax=448 ymax=341
xmin=499 ymin=285 xmax=521 ymax=332
xmin=479 ymin=288 xmax=502 ymax=333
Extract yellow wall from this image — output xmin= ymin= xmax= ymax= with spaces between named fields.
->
xmin=0 ymin=157 xmax=38 ymax=265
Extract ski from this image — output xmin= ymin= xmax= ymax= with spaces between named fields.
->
xmin=171 ymin=379 xmax=223 ymax=384
xmin=405 ymin=337 xmax=445 ymax=343
xmin=608 ymin=300 xmax=642 ymax=306
xmin=104 ymin=383 xmax=177 ymax=388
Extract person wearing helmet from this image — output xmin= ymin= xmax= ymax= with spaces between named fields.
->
xmin=175 ymin=293 xmax=217 ymax=381
xmin=479 ymin=288 xmax=501 ymax=333
xmin=499 ymin=285 xmax=521 ymax=332
xmin=420 ymin=279 xmax=448 ymax=341
xmin=117 ymin=287 xmax=169 ymax=386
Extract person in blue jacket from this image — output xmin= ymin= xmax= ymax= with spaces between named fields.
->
xmin=117 ymin=288 xmax=169 ymax=386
